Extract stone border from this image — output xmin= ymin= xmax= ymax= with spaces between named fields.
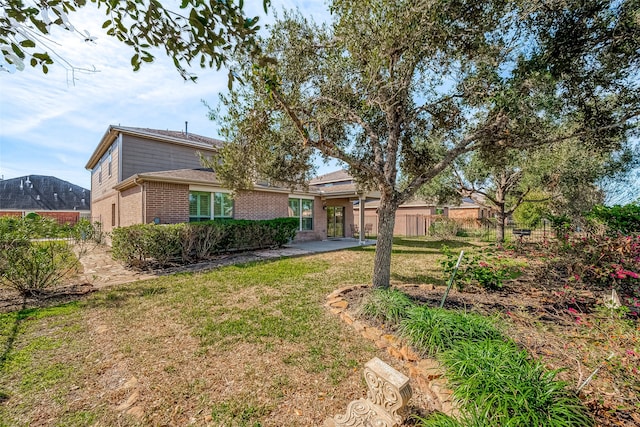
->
xmin=325 ymin=285 xmax=459 ymax=418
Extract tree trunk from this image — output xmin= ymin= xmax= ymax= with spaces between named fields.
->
xmin=372 ymin=197 xmax=397 ymax=289
xmin=496 ymin=205 xmax=506 ymax=243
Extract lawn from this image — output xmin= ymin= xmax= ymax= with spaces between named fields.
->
xmin=1 ymin=237 xmax=637 ymax=426
xmin=0 ymin=239 xmax=475 ymax=426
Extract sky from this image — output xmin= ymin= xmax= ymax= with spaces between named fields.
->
xmin=0 ymin=0 xmax=333 ymax=190
xmin=2 ymin=2 xmax=637 ymax=204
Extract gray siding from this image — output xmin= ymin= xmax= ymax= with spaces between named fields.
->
xmin=120 ymin=135 xmax=217 ymax=180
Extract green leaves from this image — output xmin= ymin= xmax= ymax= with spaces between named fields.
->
xmin=1 ymin=0 xmax=266 ymax=77
xmin=588 ymin=203 xmax=640 ymax=234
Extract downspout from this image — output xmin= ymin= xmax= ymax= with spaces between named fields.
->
xmin=117 ymin=133 xmax=124 ymax=228
xmin=359 ymin=193 xmax=366 ymax=245
xmin=133 ymin=178 xmax=145 ymax=224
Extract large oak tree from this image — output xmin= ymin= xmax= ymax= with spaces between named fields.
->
xmin=210 ymin=0 xmax=639 ymax=289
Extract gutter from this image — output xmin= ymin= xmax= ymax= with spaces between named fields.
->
xmin=114 ymin=174 xmax=302 ymax=195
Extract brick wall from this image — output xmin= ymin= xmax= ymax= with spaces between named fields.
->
xmin=234 ymin=190 xmax=289 ymax=220
xmin=119 ymin=186 xmax=143 ymax=227
xmin=0 ymin=211 xmax=83 ymax=224
xmin=91 ymin=193 xmax=118 ymax=233
xmin=145 ymin=182 xmax=189 ymax=224
xmin=35 ymin=211 xmax=80 ymax=224
xmin=448 ymin=207 xmax=479 ymax=220
xmin=0 ymin=211 xmax=22 ymax=218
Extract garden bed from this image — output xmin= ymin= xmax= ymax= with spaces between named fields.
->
xmin=340 ymin=277 xmax=640 ymax=427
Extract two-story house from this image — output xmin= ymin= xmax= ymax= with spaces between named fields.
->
xmin=85 ymin=125 xmax=371 ymax=242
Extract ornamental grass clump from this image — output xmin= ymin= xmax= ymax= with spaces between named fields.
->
xmin=435 ymin=339 xmax=594 ymax=427
xmin=398 ymin=305 xmax=501 ymax=355
xmin=358 ymin=289 xmax=594 ymax=426
xmin=359 ymin=288 xmax=416 ymax=324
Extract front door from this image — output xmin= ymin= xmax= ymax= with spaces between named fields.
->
xmin=327 ymin=206 xmax=345 ymax=238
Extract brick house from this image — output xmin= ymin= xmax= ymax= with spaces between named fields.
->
xmin=0 ymin=175 xmax=90 ymax=224
xmin=86 ymin=126 xmax=372 ymax=242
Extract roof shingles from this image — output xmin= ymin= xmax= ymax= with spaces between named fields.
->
xmin=0 ymin=175 xmax=90 ymax=211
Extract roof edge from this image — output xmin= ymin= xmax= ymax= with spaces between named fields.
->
xmin=85 ymin=126 xmax=118 ymax=170
xmin=114 ymin=173 xmax=307 ymax=195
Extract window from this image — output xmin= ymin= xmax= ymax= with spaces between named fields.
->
xmin=289 ymin=198 xmax=313 ymax=231
xmin=189 ymin=191 xmax=233 ymax=222
xmin=98 ymin=166 xmax=102 ymax=184
xmin=107 ymin=153 xmax=112 ymax=177
xmin=111 ymin=203 xmax=116 ymax=227
xmin=214 ymin=192 xmax=233 ymax=219
xmin=189 ymin=192 xmax=211 ymax=222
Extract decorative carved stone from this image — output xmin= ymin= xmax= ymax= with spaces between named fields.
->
xmin=324 ymin=357 xmax=412 ymax=427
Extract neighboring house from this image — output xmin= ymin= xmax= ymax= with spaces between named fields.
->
xmin=86 ymin=126 xmax=374 ymax=242
xmin=0 ymin=175 xmax=90 ymax=224
xmin=354 ymin=197 xmax=494 ymax=236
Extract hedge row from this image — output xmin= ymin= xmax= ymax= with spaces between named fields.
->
xmin=111 ymin=218 xmax=299 ymax=268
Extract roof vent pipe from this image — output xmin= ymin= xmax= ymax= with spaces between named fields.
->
xmin=185 ymin=121 xmax=188 ymax=137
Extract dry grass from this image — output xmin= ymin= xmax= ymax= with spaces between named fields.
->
xmin=4 ymin=237 xmax=634 ymax=426
xmin=1 ymin=239 xmax=465 ymax=427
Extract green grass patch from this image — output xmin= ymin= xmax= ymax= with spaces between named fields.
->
xmin=209 ymin=397 xmax=271 ymax=426
xmin=55 ymin=411 xmax=99 ymax=427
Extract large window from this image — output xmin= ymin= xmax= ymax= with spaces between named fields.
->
xmin=189 ymin=191 xmax=233 ymax=222
xmin=289 ymin=198 xmax=313 ymax=231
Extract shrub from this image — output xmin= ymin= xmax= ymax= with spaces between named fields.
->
xmin=111 ymin=224 xmax=184 ymax=267
xmin=111 ymin=217 xmax=299 ymax=268
xmin=429 ymin=217 xmax=459 ymax=239
xmin=440 ymin=245 xmax=523 ymax=290
xmin=71 ymin=219 xmax=103 ymax=243
xmin=547 ymin=213 xmax=573 ymax=241
xmin=552 ymin=234 xmax=640 ymax=315
xmin=588 ymin=203 xmax=640 ymax=235
xmin=0 ymin=239 xmax=79 ymax=297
